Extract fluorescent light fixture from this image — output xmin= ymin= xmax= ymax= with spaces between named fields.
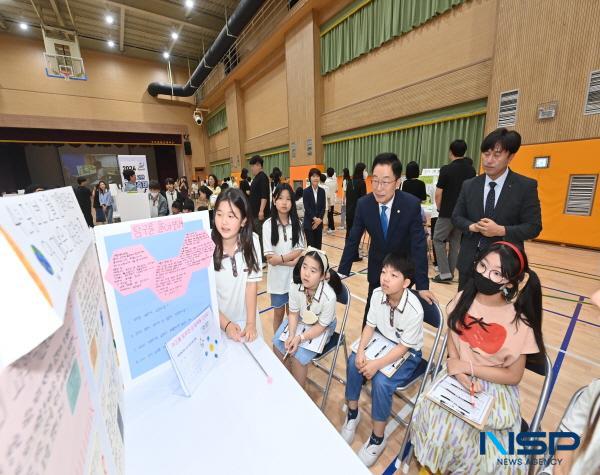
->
xmin=162 ymin=51 xmax=170 ymax=59
xmin=19 ymin=22 xmax=28 ymax=30
xmin=105 ymin=14 xmax=114 ymax=24
xmin=171 ymin=31 xmax=179 ymax=40
xmin=107 ymin=40 xmax=115 ymax=48
xmin=185 ymin=0 xmax=194 ymax=8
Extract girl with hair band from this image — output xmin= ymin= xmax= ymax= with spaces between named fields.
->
xmin=272 ymin=247 xmax=343 ymax=388
xmin=212 ymin=188 xmax=263 ymax=342
xmin=411 ymin=241 xmax=546 ymax=475
xmin=262 ymin=183 xmax=305 ymax=333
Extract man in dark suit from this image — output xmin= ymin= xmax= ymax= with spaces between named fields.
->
xmin=339 ymin=153 xmax=436 ymax=326
xmin=303 ymin=167 xmax=327 ymax=249
xmin=452 ymin=128 xmax=542 ymax=289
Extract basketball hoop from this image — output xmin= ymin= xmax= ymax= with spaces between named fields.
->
xmin=59 ymin=64 xmax=73 ymax=80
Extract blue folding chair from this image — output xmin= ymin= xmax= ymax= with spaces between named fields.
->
xmin=390 ymin=290 xmax=446 ymax=471
xmin=310 ymin=282 xmax=351 ymax=411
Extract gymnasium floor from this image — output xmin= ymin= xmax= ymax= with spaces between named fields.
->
xmin=254 ymin=228 xmax=600 ymax=474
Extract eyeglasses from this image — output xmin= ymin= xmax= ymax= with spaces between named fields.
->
xmin=371 ymin=179 xmax=396 ymax=188
xmin=475 ymin=261 xmax=506 ymax=283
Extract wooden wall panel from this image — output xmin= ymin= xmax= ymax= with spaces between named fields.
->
xmin=285 ymin=13 xmax=322 ymax=166
xmin=243 ymin=61 xmax=289 ymax=141
xmin=245 ymin=127 xmax=289 ymax=155
xmin=485 ymin=0 xmax=600 ymax=144
xmin=225 ymin=81 xmax=245 ymax=172
xmin=208 ymin=129 xmax=229 ymax=153
xmin=322 ymin=0 xmax=497 ymax=114
xmin=208 ymin=147 xmax=231 ymax=163
xmin=321 ymin=60 xmax=492 ymax=136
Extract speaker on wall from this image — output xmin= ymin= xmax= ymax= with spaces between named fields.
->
xmin=184 ymin=141 xmax=192 ymax=155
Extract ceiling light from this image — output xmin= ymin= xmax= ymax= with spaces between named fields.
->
xmin=185 ymin=0 xmax=194 ymax=8
xmin=107 ymin=40 xmax=115 ymax=48
xmin=162 ymin=51 xmax=170 ymax=59
xmin=171 ymin=32 xmax=179 ymax=40
xmin=105 ymin=14 xmax=114 ymax=24
xmin=19 ymin=22 xmax=28 ymax=30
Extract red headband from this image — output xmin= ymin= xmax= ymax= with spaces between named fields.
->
xmin=495 ymin=241 xmax=525 ymax=274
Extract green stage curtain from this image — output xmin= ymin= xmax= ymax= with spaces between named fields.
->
xmin=210 ymin=161 xmax=231 ymax=181
xmin=320 ymin=0 xmax=465 ymax=75
xmin=246 ymin=148 xmax=290 ymax=178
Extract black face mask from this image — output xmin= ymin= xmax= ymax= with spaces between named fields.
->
xmin=473 ymin=272 xmax=504 ymax=295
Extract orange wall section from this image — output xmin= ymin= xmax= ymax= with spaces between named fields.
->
xmin=510 ymin=139 xmax=600 ymax=249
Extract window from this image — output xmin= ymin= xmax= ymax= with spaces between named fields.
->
xmin=584 ymin=70 xmax=600 ymax=115
xmin=497 ymin=90 xmax=519 ymax=127
xmin=564 ymin=175 xmax=597 ymax=216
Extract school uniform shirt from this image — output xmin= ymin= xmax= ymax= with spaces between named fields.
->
xmin=289 ymin=280 xmax=336 ymax=327
xmin=366 ymin=287 xmax=424 ymax=350
xmin=447 ymin=292 xmax=540 ymax=368
xmin=214 ymin=233 xmax=264 ymax=336
xmin=262 ymin=218 xmax=305 ymax=295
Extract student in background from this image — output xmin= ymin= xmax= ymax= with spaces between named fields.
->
xmin=162 ymin=178 xmax=183 ymax=214
xmin=240 ymin=168 xmax=251 ymax=197
xmin=207 ymin=174 xmax=221 ymax=197
xmin=341 ymin=252 xmax=424 ymax=466
xmin=302 ymin=168 xmax=326 ymax=249
xmin=191 ymin=179 xmax=199 ymax=199
xmin=411 ymin=241 xmax=545 ymax=474
xmin=401 ymin=161 xmax=427 ymax=202
xmin=182 ymin=199 xmax=195 ymax=213
xmin=97 ymin=180 xmax=113 ymax=224
xmin=171 ymin=200 xmax=183 ymax=215
xmin=197 ymin=185 xmax=213 ymax=210
xmin=295 ymin=186 xmax=305 ymax=220
xmin=148 ymin=181 xmax=168 ymax=217
xmin=272 ymin=248 xmax=342 ymax=388
xmin=178 ymin=176 xmax=190 ymax=200
xmin=213 ymin=188 xmax=263 ymax=342
xmin=262 ymin=183 xmax=305 ymax=333
xmin=122 ymin=169 xmax=137 ymax=192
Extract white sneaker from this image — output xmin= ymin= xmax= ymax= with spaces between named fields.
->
xmin=338 ymin=226 xmax=345 ymax=230
xmin=327 ymin=229 xmax=334 ymax=234
xmin=358 ymin=436 xmax=387 ymax=467
xmin=340 ymin=410 xmax=361 ymax=444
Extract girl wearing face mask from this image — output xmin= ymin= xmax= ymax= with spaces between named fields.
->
xmin=410 ymin=241 xmax=545 ymax=475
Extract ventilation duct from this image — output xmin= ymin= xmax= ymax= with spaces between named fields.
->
xmin=147 ymin=0 xmax=263 ymax=97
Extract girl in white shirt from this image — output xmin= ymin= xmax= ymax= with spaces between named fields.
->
xmin=262 ymin=183 xmax=305 ymax=333
xmin=272 ymin=248 xmax=343 ymax=388
xmin=212 ymin=188 xmax=263 ymax=342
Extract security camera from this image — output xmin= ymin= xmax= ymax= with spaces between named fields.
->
xmin=193 ymin=109 xmax=203 ymax=126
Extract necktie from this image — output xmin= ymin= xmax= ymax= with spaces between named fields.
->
xmin=484 ymin=182 xmax=497 ymax=218
xmin=380 ymin=205 xmax=389 ymax=239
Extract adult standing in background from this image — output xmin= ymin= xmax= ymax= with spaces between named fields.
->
xmin=207 ymin=174 xmax=221 ymax=197
xmin=431 ymin=139 xmax=476 ymax=283
xmin=302 ymin=168 xmax=326 ymax=249
xmin=74 ymin=176 xmax=94 ymax=227
xmin=97 ymin=180 xmax=114 ymax=224
xmin=325 ymin=167 xmax=338 ymax=234
xmin=339 ymin=153 xmax=436 ymax=326
xmin=178 ymin=176 xmax=190 ymax=200
xmin=240 ymin=168 xmax=251 ymax=197
xmin=401 ymin=161 xmax=427 ymax=202
xmin=344 ymin=162 xmax=367 ymax=262
xmin=340 ymin=167 xmax=351 ymax=231
xmin=452 ymin=128 xmax=542 ymax=289
xmin=248 ymin=155 xmax=271 ymax=256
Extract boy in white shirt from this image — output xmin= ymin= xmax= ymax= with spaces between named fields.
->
xmin=341 ymin=252 xmax=424 ymax=467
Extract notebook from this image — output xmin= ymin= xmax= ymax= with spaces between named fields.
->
xmin=278 ymin=322 xmax=334 ymax=353
xmin=426 ymin=375 xmax=495 ymax=430
xmin=351 ymin=330 xmax=411 ymax=378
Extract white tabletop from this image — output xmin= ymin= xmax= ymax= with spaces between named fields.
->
xmin=124 ymin=338 xmax=370 ymax=475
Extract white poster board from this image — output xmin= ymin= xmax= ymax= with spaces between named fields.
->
xmin=420 ymin=168 xmax=440 ymax=217
xmin=0 ymin=187 xmax=92 ymax=367
xmin=114 ymin=191 xmax=150 ymax=222
xmin=118 ymin=155 xmax=148 ymax=192
xmin=94 ymin=212 xmax=219 ymax=389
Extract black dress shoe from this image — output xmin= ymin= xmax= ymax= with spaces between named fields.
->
xmin=431 ymin=274 xmax=452 ymax=284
